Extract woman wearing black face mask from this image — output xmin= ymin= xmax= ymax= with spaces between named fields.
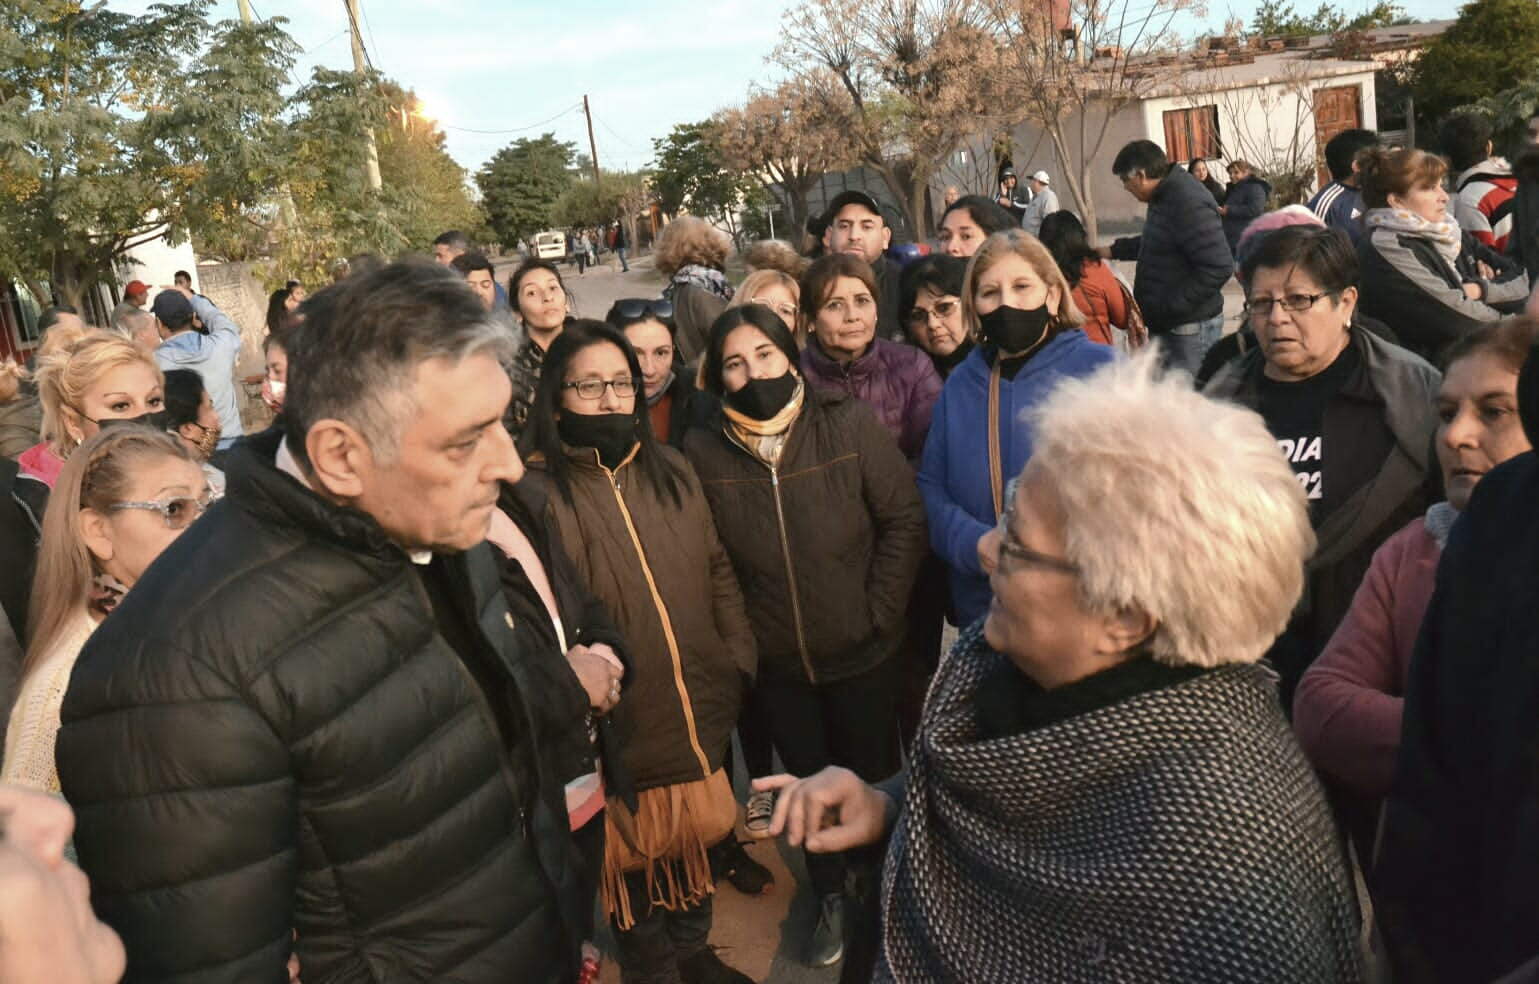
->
xmin=684 ymin=305 xmax=929 ymax=974
xmin=519 ymin=320 xmax=759 ymax=984
xmin=917 ymin=230 xmax=1117 ymax=632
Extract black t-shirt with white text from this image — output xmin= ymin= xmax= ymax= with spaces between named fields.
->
xmin=1256 ymin=342 xmax=1362 ymax=523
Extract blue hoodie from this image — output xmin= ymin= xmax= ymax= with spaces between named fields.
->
xmin=154 ymin=295 xmax=244 ymax=449
xmin=917 ymin=330 xmax=1116 ymax=628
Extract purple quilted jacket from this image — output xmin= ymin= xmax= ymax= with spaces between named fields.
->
xmin=800 ymin=338 xmax=943 ymax=463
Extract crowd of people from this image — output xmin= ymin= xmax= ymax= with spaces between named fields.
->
xmin=3 ymin=109 xmax=1539 ymax=984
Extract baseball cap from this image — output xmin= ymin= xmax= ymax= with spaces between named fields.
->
xmin=151 ymin=290 xmax=195 ymax=329
xmin=822 ymin=191 xmax=884 ymax=225
xmin=1000 ymin=167 xmax=1016 ymax=179
xmin=1030 ymin=170 xmax=1051 ymax=184
xmin=124 ymin=280 xmax=149 ymax=298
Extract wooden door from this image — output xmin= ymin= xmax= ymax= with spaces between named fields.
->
xmin=1313 ymin=85 xmax=1362 ymax=187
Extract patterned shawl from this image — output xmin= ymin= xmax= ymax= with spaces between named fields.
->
xmin=876 ymin=622 xmax=1365 ymax=983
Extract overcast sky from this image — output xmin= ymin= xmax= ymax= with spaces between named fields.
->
xmin=117 ymin=0 xmax=1456 ymax=175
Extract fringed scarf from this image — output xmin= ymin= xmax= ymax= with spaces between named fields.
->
xmin=600 ymin=767 xmax=737 ymax=930
xmin=1364 ymin=206 xmax=1462 ymax=267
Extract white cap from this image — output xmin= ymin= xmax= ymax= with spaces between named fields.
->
xmin=1030 ymin=170 xmax=1051 ymax=184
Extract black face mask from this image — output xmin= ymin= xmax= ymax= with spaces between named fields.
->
xmin=557 ymin=412 xmax=637 ymax=469
xmin=979 ymin=304 xmax=1053 ymax=357
xmin=725 ymin=372 xmax=799 ymax=421
xmin=93 ymin=409 xmax=173 ymax=433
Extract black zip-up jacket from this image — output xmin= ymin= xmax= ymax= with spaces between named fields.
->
xmin=683 ymin=389 xmax=928 ymax=684
xmin=1110 ymin=167 xmax=1233 ymax=333
xmin=57 ymin=430 xmax=584 ymax=983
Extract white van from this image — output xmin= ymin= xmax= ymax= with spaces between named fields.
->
xmin=534 ymin=231 xmax=567 ymax=262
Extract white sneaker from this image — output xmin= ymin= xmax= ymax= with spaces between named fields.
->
xmin=744 ymin=789 xmax=776 ymax=838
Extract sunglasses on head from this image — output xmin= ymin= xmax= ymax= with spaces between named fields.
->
xmin=613 ymin=298 xmax=674 ymax=321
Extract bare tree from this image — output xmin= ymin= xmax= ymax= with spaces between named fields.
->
xmin=776 ymin=0 xmax=1007 ymax=240
xmin=1178 ymin=54 xmax=1323 ymax=207
xmin=711 ymin=74 xmax=851 ymax=241
xmin=977 ymin=0 xmax=1194 ymax=241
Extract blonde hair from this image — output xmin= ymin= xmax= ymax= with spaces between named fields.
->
xmin=742 ymin=240 xmax=810 ymax=279
xmin=731 ymin=269 xmax=804 ymax=344
xmin=654 ymin=217 xmax=732 ymax=277
xmin=33 ymin=330 xmax=163 ymax=458
xmin=962 ymin=230 xmax=1085 ymax=342
xmin=1025 ymin=352 xmax=1315 ymax=669
xmin=23 ymin=427 xmax=191 ymax=685
xmin=0 ymin=360 xmax=25 ymax=404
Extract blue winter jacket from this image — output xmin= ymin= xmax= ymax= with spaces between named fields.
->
xmin=917 ymin=331 xmax=1117 ymax=628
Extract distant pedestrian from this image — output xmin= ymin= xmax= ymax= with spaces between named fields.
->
xmin=150 ymin=287 xmax=243 ymax=449
xmin=1039 ymin=210 xmax=1131 ymax=346
xmin=1188 ymin=158 xmax=1227 ymax=204
xmin=1220 ymin=160 xmax=1272 ymax=254
xmin=995 ymin=166 xmax=1027 ymax=223
xmin=1018 ymin=170 xmax=1060 ymax=237
xmin=1440 ymin=111 xmax=1518 ymax=253
xmin=1308 ymin=129 xmax=1379 ymax=244
xmin=612 ymin=220 xmax=630 ymax=272
xmin=572 ymin=230 xmax=588 ymax=275
xmin=1107 ymin=140 xmax=1232 ymax=374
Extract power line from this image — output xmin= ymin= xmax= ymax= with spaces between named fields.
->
xmin=438 ymin=103 xmax=584 ymax=135
xmin=359 ymin=1 xmax=385 ymax=75
xmin=593 ymin=114 xmax=650 ymax=153
xmin=341 ymin=0 xmax=374 ymax=72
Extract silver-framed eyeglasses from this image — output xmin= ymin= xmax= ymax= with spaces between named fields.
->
xmin=749 ymin=297 xmax=799 ymax=321
xmin=906 ymin=297 xmax=960 ymax=328
xmin=1246 ymin=291 xmax=1334 ymax=319
xmin=563 ymin=377 xmax=639 ymax=401
xmin=109 ymin=489 xmax=220 ymax=530
xmin=996 ymin=478 xmax=1079 ymax=575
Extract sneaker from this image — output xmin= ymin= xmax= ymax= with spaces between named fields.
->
xmin=678 ymin=947 xmax=754 ymax=984
xmin=744 ymin=789 xmax=776 ymax=838
xmin=711 ymin=836 xmax=774 ymax=895
xmin=807 ymin=892 xmax=846 ymax=968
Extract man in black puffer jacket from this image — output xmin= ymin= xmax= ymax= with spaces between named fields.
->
xmin=57 ymin=262 xmax=585 ymax=983
xmin=1107 ymin=139 xmax=1234 ymax=374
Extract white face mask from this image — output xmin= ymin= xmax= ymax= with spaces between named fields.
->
xmin=268 ymin=380 xmax=286 ymax=400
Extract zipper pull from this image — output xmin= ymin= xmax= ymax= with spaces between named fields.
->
xmin=770 ymin=468 xmax=779 ymax=487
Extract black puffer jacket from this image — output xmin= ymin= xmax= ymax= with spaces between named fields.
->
xmin=57 ymin=431 xmax=583 ymax=984
xmin=683 ymin=388 xmax=928 ymax=684
xmin=1221 ymin=174 xmax=1271 ymax=254
xmin=1110 ymin=167 xmax=1233 ymax=333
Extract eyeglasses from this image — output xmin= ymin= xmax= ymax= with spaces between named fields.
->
xmin=563 ymin=377 xmax=639 ymax=400
xmin=109 ymin=489 xmax=220 ymax=530
xmin=995 ymin=479 xmax=1079 ymax=575
xmin=906 ymin=298 xmax=959 ymax=327
xmin=749 ymin=297 xmax=799 ymax=320
xmin=1246 ymin=291 xmax=1334 ymax=319
xmin=612 ymin=298 xmax=674 ymax=321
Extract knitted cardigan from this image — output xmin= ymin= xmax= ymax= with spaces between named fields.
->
xmin=876 ymin=621 xmax=1364 ymax=983
xmin=2 ymin=610 xmax=96 ymax=793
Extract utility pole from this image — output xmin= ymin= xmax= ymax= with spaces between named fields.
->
xmin=583 ymin=94 xmax=601 ymax=188
xmin=346 ymin=0 xmax=383 ymax=193
xmin=237 ymin=0 xmax=254 ymax=23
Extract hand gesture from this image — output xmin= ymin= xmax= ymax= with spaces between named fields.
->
xmin=752 ymin=767 xmax=895 ymax=854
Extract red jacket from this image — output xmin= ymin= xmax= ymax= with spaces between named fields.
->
xmin=1069 ymin=258 xmax=1126 ymax=346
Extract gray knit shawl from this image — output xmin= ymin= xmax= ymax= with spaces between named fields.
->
xmin=876 ymin=623 xmax=1365 ymax=983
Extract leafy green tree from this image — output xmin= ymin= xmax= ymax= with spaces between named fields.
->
xmin=1248 ymin=0 xmax=1405 ymax=36
xmin=476 ymin=134 xmax=577 ymax=245
xmin=552 ymin=170 xmax=649 ymax=229
xmin=651 ymin=121 xmax=756 ymax=240
xmin=0 ymin=0 xmax=293 ymax=307
xmin=1413 ymin=0 xmax=1539 ymax=134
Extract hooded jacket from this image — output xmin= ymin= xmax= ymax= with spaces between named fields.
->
xmin=800 ymin=336 xmax=942 ymax=464
xmin=526 ymin=443 xmax=755 ymax=792
xmin=1205 ymin=328 xmax=1440 ymax=708
xmin=683 ymin=388 xmax=929 ymax=685
xmin=153 ymin=294 xmax=244 ymax=447
xmin=917 ymin=332 xmax=1117 ymax=629
xmin=1221 ymin=174 xmax=1272 ymax=254
xmin=1454 ymin=157 xmax=1518 ymax=252
xmin=56 ymin=429 xmax=582 ymax=983
xmin=1109 ymin=167 xmax=1233 ymax=332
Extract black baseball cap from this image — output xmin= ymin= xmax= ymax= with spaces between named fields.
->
xmin=822 ymin=191 xmax=885 ymax=226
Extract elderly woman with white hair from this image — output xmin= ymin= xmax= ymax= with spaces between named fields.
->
xmin=758 ymin=354 xmax=1365 ymax=982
